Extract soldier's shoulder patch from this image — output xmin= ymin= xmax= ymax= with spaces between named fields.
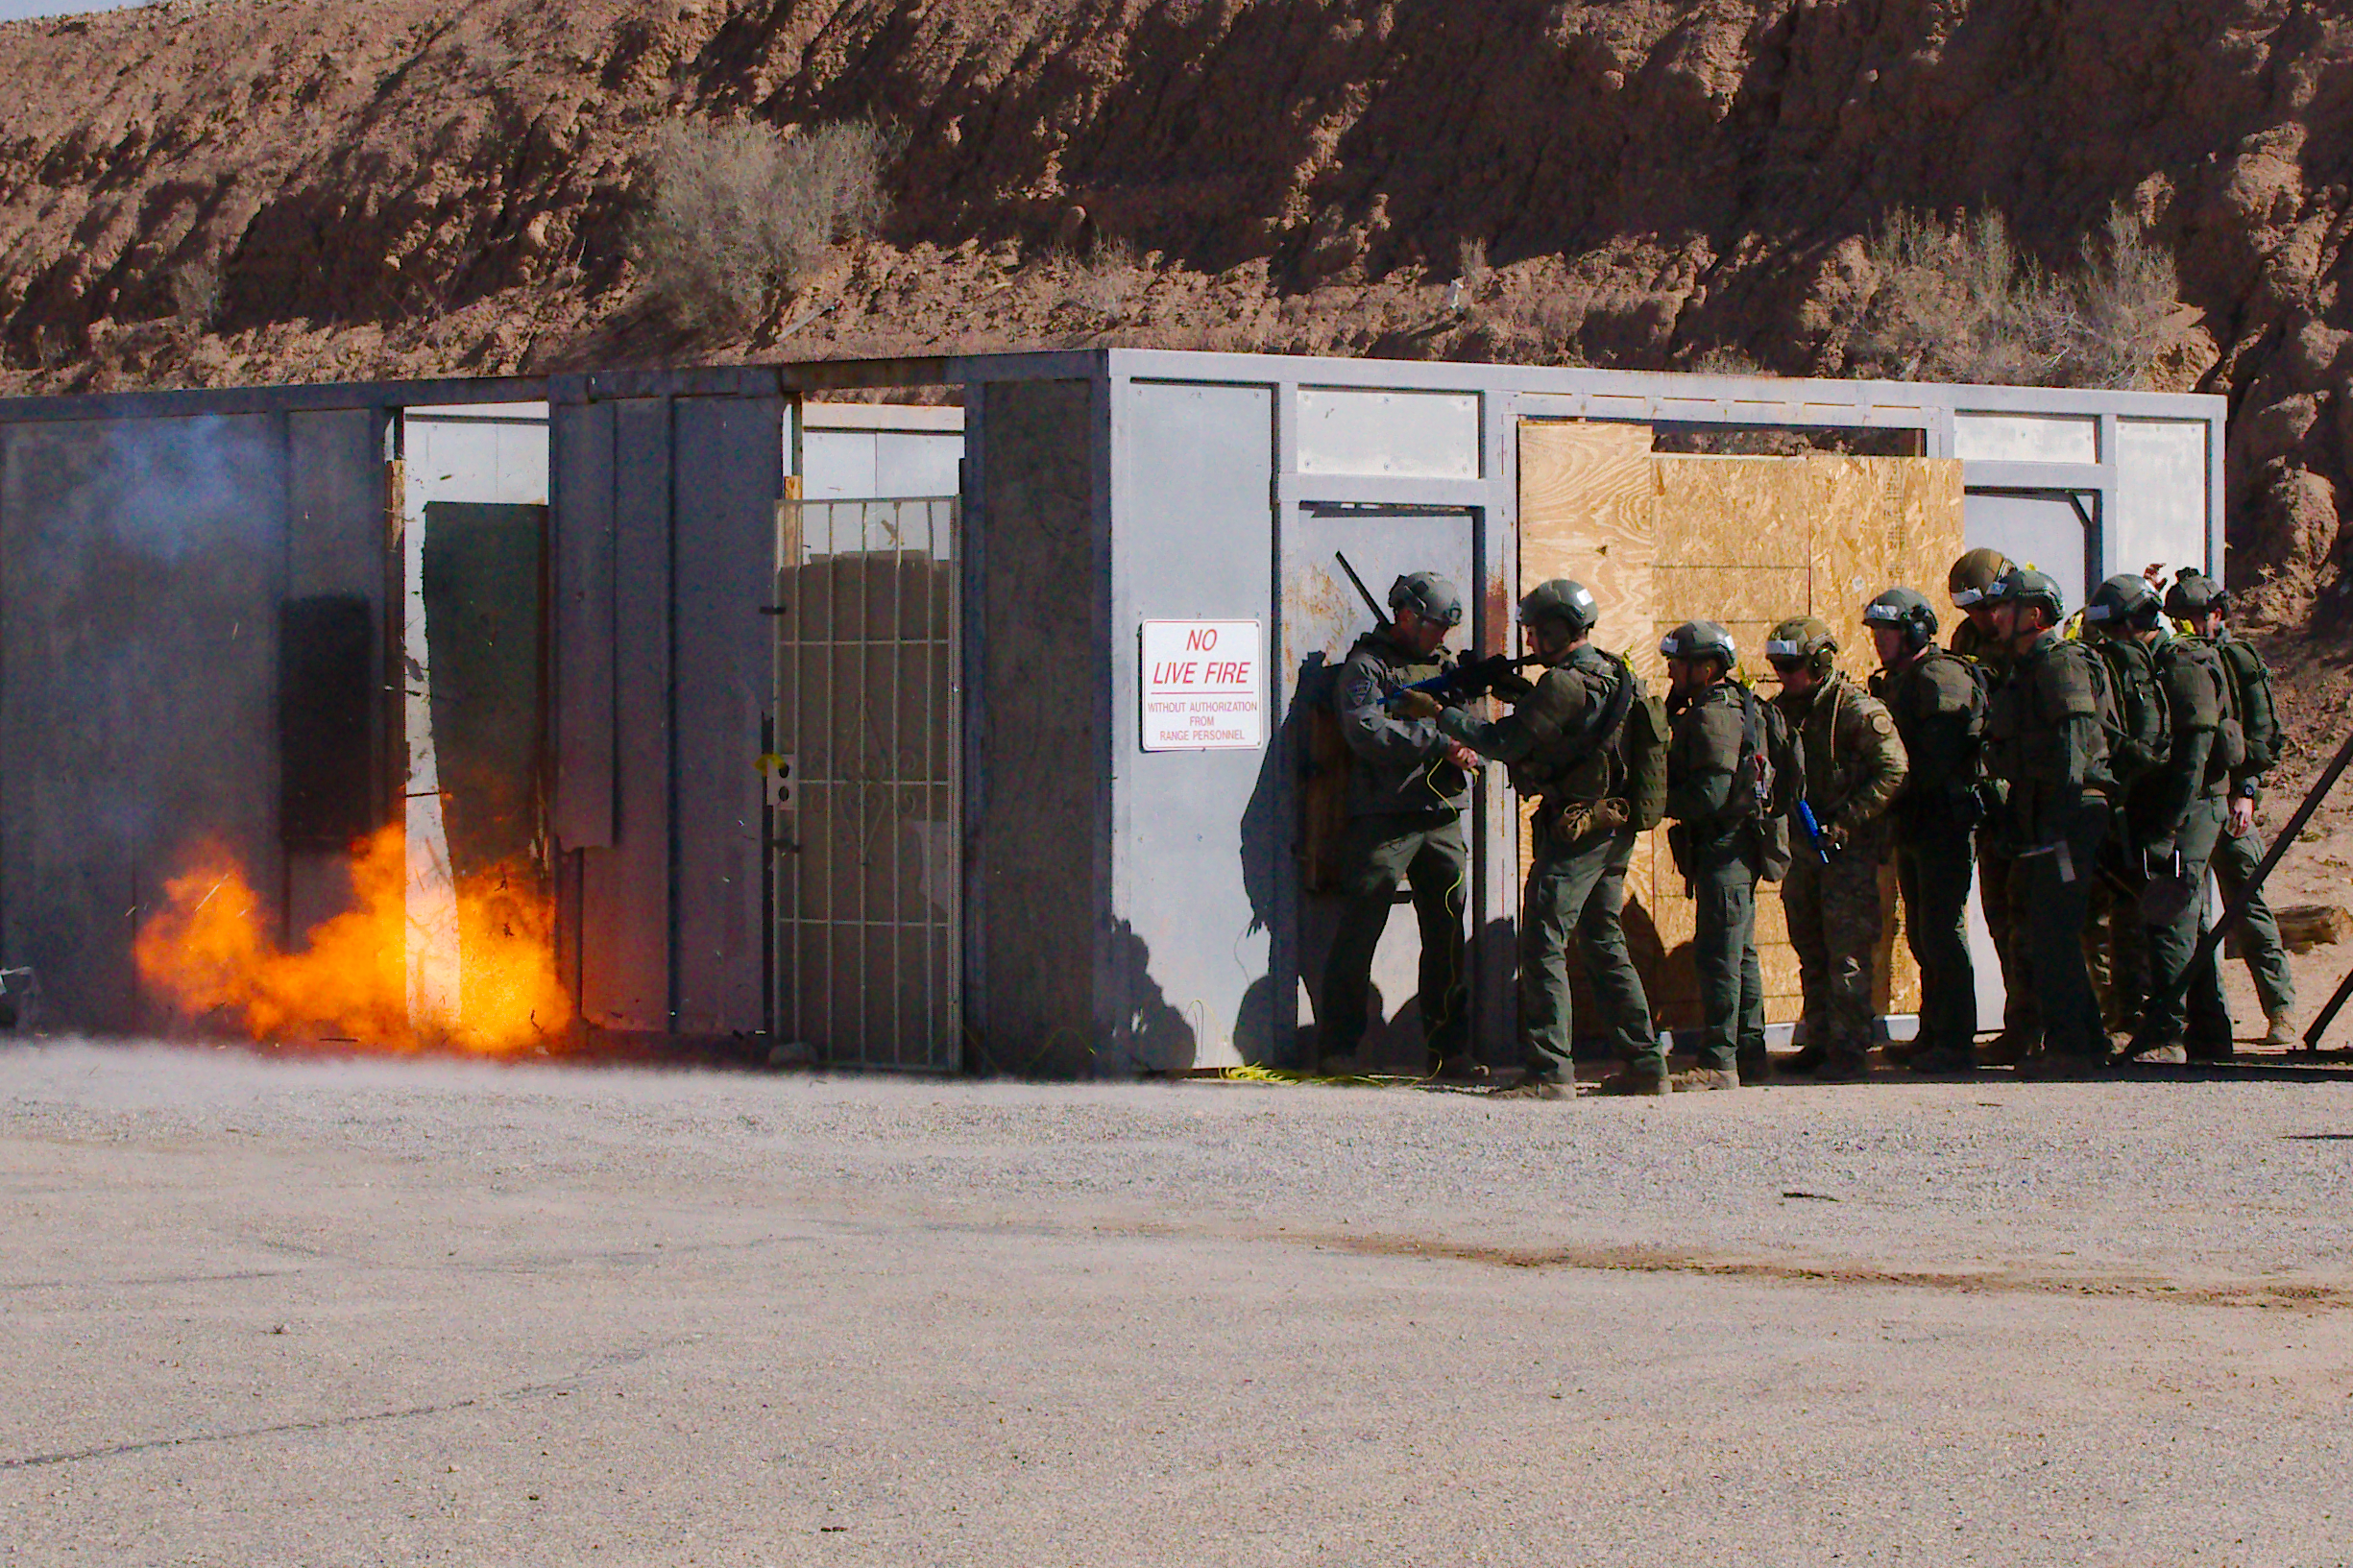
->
xmin=1866 ymin=707 xmax=1896 ymax=738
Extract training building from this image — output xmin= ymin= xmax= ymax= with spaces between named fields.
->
xmin=0 ymin=351 xmax=2226 ymax=1072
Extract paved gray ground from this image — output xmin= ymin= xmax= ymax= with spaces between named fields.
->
xmin=3 ymin=1042 xmax=2351 ymax=1566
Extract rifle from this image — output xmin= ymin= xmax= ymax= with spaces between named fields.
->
xmin=1386 ymin=651 xmax=1547 ymax=708
xmin=1334 ymin=551 xmax=1386 ymax=621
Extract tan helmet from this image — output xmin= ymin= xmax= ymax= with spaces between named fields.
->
xmin=1765 ymin=615 xmax=1840 ymax=679
xmin=1948 ymin=547 xmax=2014 ymax=609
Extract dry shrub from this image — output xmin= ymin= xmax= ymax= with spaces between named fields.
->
xmin=636 ymin=118 xmax=885 ymax=334
xmin=169 ymin=256 xmax=223 ymax=331
xmin=1066 ymin=235 xmax=1141 ymax=321
xmin=1848 ymin=205 xmax=2178 ymax=388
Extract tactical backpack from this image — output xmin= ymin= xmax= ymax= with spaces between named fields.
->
xmin=1612 ymin=654 xmax=1672 ymax=832
xmin=2163 ymin=635 xmax=2244 ymax=776
xmin=2211 ymin=636 xmax=2279 ymax=773
xmin=1734 ymin=682 xmax=1801 ymax=880
xmin=2083 ymin=636 xmax=2171 ymax=786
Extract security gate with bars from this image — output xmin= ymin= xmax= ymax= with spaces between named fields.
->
xmin=771 ymin=497 xmax=960 ymax=1070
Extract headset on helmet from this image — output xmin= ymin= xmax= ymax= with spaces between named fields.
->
xmin=2084 ymin=573 xmax=2162 ymax=634
xmin=1388 ymin=570 xmax=1465 ymax=628
xmin=1861 ymin=586 xmax=1938 ymax=651
xmin=1948 ymin=547 xmax=2014 ymax=608
xmin=1764 ymin=615 xmax=1840 ymax=679
xmin=1518 ymin=578 xmax=1599 ymax=637
xmin=2163 ymin=567 xmax=2227 ymax=621
xmin=1659 ymin=619 xmax=1736 ymax=667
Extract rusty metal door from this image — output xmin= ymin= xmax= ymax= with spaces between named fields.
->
xmin=771 ymin=496 xmax=960 ymax=1071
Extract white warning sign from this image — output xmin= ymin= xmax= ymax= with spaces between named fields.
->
xmin=1141 ymin=619 xmax=1264 ymax=752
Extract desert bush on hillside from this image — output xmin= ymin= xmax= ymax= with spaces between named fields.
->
xmin=635 ymin=118 xmax=885 ymax=335
xmin=1064 ymin=235 xmax=1142 ymax=321
xmin=1848 ymin=205 xmax=2178 ymax=389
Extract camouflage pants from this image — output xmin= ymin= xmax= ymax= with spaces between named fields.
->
xmin=1782 ymin=832 xmax=1885 ymax=1070
xmin=2005 ymin=795 xmax=2112 ymax=1061
xmin=1978 ymin=838 xmax=2039 ymax=1048
xmin=2139 ymin=795 xmax=2233 ymax=1050
xmin=1895 ymin=829 xmax=1977 ymax=1055
xmin=1520 ymin=819 xmax=1654 ymax=1082
xmin=1319 ymin=811 xmax=1469 ymax=1064
xmin=2210 ymin=819 xmax=2296 ymax=1019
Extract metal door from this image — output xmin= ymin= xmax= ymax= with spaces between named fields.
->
xmin=1279 ymin=505 xmax=1480 ymax=1070
xmin=771 ymin=497 xmax=960 ymax=1070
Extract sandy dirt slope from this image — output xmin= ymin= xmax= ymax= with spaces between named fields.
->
xmin=6 ymin=0 xmax=2353 ymax=628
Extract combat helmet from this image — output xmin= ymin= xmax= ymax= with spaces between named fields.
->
xmin=1764 ymin=616 xmax=1840 ymax=679
xmin=1861 ymin=586 xmax=1939 ymax=650
xmin=1518 ymin=578 xmax=1599 ymax=637
xmin=1388 ymin=570 xmax=1464 ymax=627
xmin=1986 ymin=565 xmax=2066 ymax=623
xmin=1659 ymin=619 xmax=1737 ymax=668
xmin=2163 ymin=567 xmax=2227 ymax=621
xmin=1949 ymin=547 xmax=2014 ymax=609
xmin=2084 ymin=573 xmax=2163 ymax=634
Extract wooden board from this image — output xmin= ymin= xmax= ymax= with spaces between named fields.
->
xmin=1520 ymin=429 xmax=1966 ymax=1032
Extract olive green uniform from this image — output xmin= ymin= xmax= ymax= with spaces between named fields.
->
xmin=1319 ymin=629 xmax=1470 ymax=1067
xmin=1872 ymin=648 xmax=1985 ymax=1058
xmin=1664 ymin=679 xmax=1775 ymax=1076
xmin=1776 ymin=672 xmax=1908 ymax=1074
xmin=1441 ymin=645 xmax=1656 ymax=1084
xmin=1953 ymin=620 xmax=2036 ymax=1052
xmin=1985 ymin=631 xmax=2114 ymax=1062
xmin=2199 ymin=629 xmax=2296 ymax=1021
xmin=2135 ymin=634 xmax=2234 ymax=1051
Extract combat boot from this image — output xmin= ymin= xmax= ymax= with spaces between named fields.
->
xmin=1428 ymin=1054 xmax=1491 ymax=1083
xmin=1807 ymin=1051 xmax=1872 ymax=1083
xmin=2262 ymin=1013 xmax=2297 ymax=1049
xmin=1736 ymin=1048 xmax=1772 ymax=1084
xmin=1670 ymin=1066 xmax=1740 ymax=1092
xmin=1904 ymin=1045 xmax=1977 ymax=1075
xmin=1977 ymin=1030 xmax=2036 ymax=1068
xmin=1489 ymin=1073 xmax=1576 ymax=1100
xmin=1778 ymin=1042 xmax=1829 ymax=1076
xmin=2186 ymin=1038 xmax=2236 ymax=1064
xmin=1315 ymin=1051 xmax=1366 ymax=1079
xmin=1594 ymin=1064 xmax=1670 ymax=1097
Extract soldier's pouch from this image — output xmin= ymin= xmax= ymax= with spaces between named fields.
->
xmin=2215 ymin=716 xmax=2246 ymax=772
xmin=1665 ymin=823 xmax=1693 ymax=882
xmin=1752 ymin=813 xmax=1793 ymax=884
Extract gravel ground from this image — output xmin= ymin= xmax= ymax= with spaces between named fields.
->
xmin=3 ymin=1041 xmax=2350 ymax=1566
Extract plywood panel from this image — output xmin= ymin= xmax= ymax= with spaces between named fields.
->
xmin=1516 ymin=427 xmax=1962 ymax=1036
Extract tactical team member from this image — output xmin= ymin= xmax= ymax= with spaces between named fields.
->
xmin=1660 ymin=621 xmax=1788 ymax=1091
xmin=1949 ymin=547 xmax=2037 ymax=1064
xmin=1403 ymin=580 xmax=1662 ymax=1098
xmin=2075 ymin=583 xmax=2172 ymax=1035
xmin=1766 ymin=618 xmax=1908 ymax=1081
xmin=1863 ymin=588 xmax=1986 ymax=1074
xmin=2084 ymin=574 xmax=2238 ymax=1063
xmin=1981 ymin=567 xmax=2115 ymax=1075
xmin=1319 ymin=572 xmax=1482 ymax=1079
xmin=2168 ymin=569 xmax=2298 ymax=1046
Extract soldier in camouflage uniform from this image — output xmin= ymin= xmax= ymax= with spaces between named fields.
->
xmin=1949 ymin=547 xmax=2036 ymax=1064
xmin=2086 ymin=573 xmax=2237 ymax=1063
xmin=1864 ymin=588 xmax=1986 ymax=1074
xmin=1661 ymin=620 xmax=1783 ymax=1091
xmin=1980 ymin=567 xmax=2115 ymax=1076
xmin=1402 ymin=579 xmax=1661 ymax=1098
xmin=1768 ymin=617 xmax=1909 ymax=1081
xmin=2168 ymin=569 xmax=2298 ymax=1046
xmin=1318 ymin=571 xmax=1482 ymax=1079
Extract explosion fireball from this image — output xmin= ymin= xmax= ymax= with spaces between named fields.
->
xmin=133 ymin=824 xmax=570 ymax=1054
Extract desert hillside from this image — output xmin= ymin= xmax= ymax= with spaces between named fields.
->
xmin=4 ymin=0 xmax=2353 ymax=637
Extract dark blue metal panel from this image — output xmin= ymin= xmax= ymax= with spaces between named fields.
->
xmin=550 ymin=399 xmax=617 ymax=849
xmin=670 ymin=395 xmax=783 ymax=1036
xmin=577 ymin=398 xmax=672 ymax=1033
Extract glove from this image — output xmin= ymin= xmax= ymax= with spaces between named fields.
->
xmin=1816 ymin=822 xmax=1849 ymax=853
xmin=1490 ymin=669 xmax=1535 ymax=700
xmin=1393 ymin=689 xmax=1442 ymax=720
xmin=1591 ymin=797 xmax=1631 ymax=832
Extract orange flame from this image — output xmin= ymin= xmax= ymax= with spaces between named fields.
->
xmin=133 ymin=824 xmax=571 ymax=1054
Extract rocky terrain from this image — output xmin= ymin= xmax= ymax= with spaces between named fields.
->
xmin=4 ymin=0 xmax=2353 ymax=640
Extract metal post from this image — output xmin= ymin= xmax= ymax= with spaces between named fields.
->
xmin=2302 ymin=961 xmax=2353 ymax=1052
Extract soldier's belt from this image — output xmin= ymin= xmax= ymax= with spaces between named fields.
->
xmin=2017 ymin=839 xmax=2078 ymax=884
